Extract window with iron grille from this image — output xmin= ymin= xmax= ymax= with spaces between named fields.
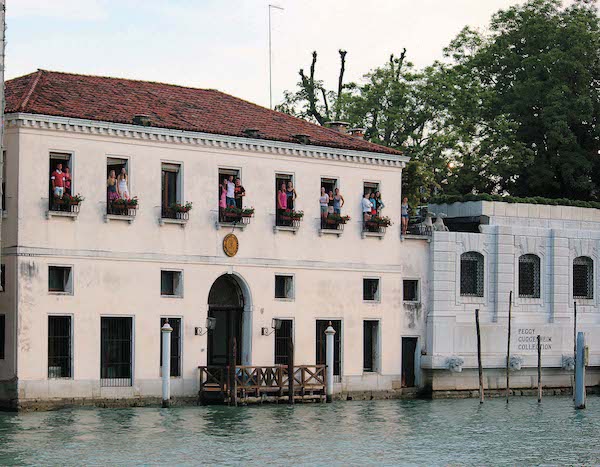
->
xmin=519 ymin=254 xmax=541 ymax=298
xmin=100 ymin=317 xmax=132 ymax=387
xmin=274 ymin=319 xmax=293 ymax=365
xmin=460 ymin=252 xmax=484 ymax=297
xmin=403 ymin=279 xmax=419 ymax=302
xmin=48 ymin=316 xmax=72 ymax=378
xmin=160 ymin=318 xmax=182 ymax=377
xmin=363 ymin=278 xmax=380 ymax=302
xmin=0 ymin=314 xmax=5 ymax=360
xmin=573 ymin=256 xmax=593 ymax=299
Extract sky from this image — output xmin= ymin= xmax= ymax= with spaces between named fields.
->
xmin=8 ymin=0 xmax=531 ymax=108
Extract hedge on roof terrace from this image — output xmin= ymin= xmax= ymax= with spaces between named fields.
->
xmin=429 ymin=194 xmax=600 ymax=210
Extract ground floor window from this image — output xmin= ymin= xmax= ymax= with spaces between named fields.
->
xmin=401 ymin=337 xmax=418 ymax=388
xmin=101 ymin=317 xmax=133 ymax=387
xmin=160 ymin=318 xmax=182 ymax=377
xmin=363 ymin=320 xmax=380 ymax=373
xmin=316 ymin=320 xmax=341 ymax=379
xmin=0 ymin=314 xmax=4 ymax=359
xmin=274 ymin=319 xmax=293 ymax=366
xmin=48 ymin=316 xmax=72 ymax=378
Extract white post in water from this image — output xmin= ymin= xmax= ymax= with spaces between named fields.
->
xmin=161 ymin=321 xmax=173 ymax=408
xmin=575 ymin=331 xmax=586 ymax=410
xmin=325 ymin=322 xmax=335 ymax=403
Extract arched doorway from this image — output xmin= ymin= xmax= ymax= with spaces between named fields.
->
xmin=207 ymin=274 xmax=251 ymax=366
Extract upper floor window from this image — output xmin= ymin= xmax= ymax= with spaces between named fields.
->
xmin=460 ymin=252 xmax=484 ymax=297
xmin=403 ymin=279 xmax=419 ymax=302
xmin=161 ymin=270 xmax=183 ymax=297
xmin=107 ymin=157 xmax=137 ymax=215
xmin=275 ymin=274 xmax=294 ymax=300
xmin=320 ymin=177 xmax=345 ymax=230
xmin=275 ymin=174 xmax=298 ymax=227
xmin=219 ymin=168 xmax=250 ymax=223
xmin=573 ymin=256 xmax=593 ymax=299
xmin=161 ymin=163 xmax=182 ymax=219
xmin=2 ymin=150 xmax=6 ymax=212
xmin=49 ymin=153 xmax=73 ymax=212
xmin=519 ymin=254 xmax=540 ymax=298
xmin=48 ymin=266 xmax=73 ymax=294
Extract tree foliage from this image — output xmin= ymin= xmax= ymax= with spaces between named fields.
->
xmin=277 ymin=0 xmax=600 ymax=204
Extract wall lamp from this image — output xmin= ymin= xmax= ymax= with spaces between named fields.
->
xmin=195 ymin=317 xmax=217 ymax=336
xmin=261 ymin=318 xmax=282 ymax=336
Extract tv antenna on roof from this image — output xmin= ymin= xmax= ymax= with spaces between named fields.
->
xmin=268 ymin=4 xmax=284 ymax=109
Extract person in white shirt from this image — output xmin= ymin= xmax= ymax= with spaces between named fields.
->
xmin=319 ymin=187 xmax=329 ymax=228
xmin=226 ymin=175 xmax=236 ymax=207
xmin=362 ymin=192 xmax=373 ymax=222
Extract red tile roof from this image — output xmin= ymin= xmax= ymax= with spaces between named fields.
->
xmin=6 ymin=70 xmax=402 ymax=156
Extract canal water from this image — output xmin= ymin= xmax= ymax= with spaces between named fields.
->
xmin=0 ymin=397 xmax=599 ymax=465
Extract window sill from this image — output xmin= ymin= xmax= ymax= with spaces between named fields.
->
xmin=363 ymin=300 xmax=381 ymax=304
xmin=48 ymin=377 xmax=73 ymax=380
xmin=362 ymin=231 xmax=385 ymax=240
xmin=318 ymin=228 xmax=343 ymax=237
xmin=275 ymin=297 xmax=295 ymax=302
xmin=104 ymin=214 xmax=135 ymax=224
xmin=49 ymin=291 xmax=73 ymax=296
xmin=216 ymin=221 xmax=246 ymax=231
xmin=161 ymin=294 xmax=183 ymax=299
xmin=2 ymin=210 xmax=7 ymax=219
xmin=401 ymin=234 xmax=431 ymax=242
xmin=403 ymin=300 xmax=421 ymax=305
xmin=46 ymin=210 xmax=78 ymax=221
xmin=159 ymin=217 xmax=187 ymax=228
xmin=273 ymin=225 xmax=299 ymax=234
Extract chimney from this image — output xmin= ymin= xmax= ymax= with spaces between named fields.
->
xmin=348 ymin=128 xmax=366 ymax=139
xmin=325 ymin=121 xmax=350 ymax=134
xmin=293 ymin=134 xmax=310 ymax=145
xmin=243 ymin=128 xmax=260 ymax=138
xmin=132 ymin=115 xmax=152 ymax=127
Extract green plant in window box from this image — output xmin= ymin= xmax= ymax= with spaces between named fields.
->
xmin=170 ymin=201 xmax=193 ymax=213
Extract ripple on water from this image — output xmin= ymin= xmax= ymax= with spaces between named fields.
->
xmin=0 ymin=397 xmax=599 ymax=466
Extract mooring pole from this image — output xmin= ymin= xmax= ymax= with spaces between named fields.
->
xmin=325 ymin=322 xmax=336 ymax=403
xmin=573 ymin=301 xmax=577 ymax=400
xmin=287 ymin=338 xmax=295 ymax=405
xmin=161 ymin=321 xmax=173 ymax=408
xmin=506 ymin=290 xmax=512 ymax=403
xmin=575 ymin=331 xmax=586 ymax=409
xmin=537 ymin=335 xmax=542 ymax=403
xmin=475 ymin=309 xmax=484 ymax=404
xmin=231 ymin=337 xmax=238 ymax=407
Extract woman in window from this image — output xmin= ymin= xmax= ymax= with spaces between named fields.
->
xmin=328 ymin=190 xmax=335 ymax=215
xmin=369 ymin=192 xmax=377 ymax=217
xmin=277 ymin=182 xmax=288 ymax=225
xmin=375 ymin=191 xmax=385 ymax=215
xmin=64 ymin=166 xmax=72 ymax=196
xmin=319 ymin=187 xmax=329 ymax=228
xmin=333 ymin=188 xmax=344 ymax=214
xmin=401 ymin=197 xmax=409 ymax=235
xmin=286 ymin=180 xmax=297 ymax=210
xmin=107 ymin=170 xmax=119 ymax=203
xmin=117 ymin=167 xmax=130 ymax=200
xmin=219 ymin=178 xmax=227 ymax=221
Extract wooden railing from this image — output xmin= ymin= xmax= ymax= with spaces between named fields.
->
xmin=198 ymin=364 xmax=326 ymax=404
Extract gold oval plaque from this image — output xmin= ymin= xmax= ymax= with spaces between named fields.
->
xmin=223 ymin=233 xmax=239 ymax=257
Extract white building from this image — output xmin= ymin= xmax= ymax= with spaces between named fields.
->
xmin=0 ymin=70 xmax=596 ymax=410
xmin=0 ymin=70 xmax=430 ymax=409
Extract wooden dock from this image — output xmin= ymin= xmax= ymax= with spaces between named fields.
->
xmin=198 ymin=365 xmax=327 ymax=405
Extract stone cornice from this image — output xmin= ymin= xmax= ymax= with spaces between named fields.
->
xmin=6 ymin=112 xmax=408 ymax=168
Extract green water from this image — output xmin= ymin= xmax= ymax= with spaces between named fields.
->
xmin=0 ymin=397 xmax=598 ymax=465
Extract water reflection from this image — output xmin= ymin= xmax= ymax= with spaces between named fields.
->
xmin=0 ymin=398 xmax=599 ymax=465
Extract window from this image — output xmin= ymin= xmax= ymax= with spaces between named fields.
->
xmin=363 ymin=278 xmax=380 ymax=302
xmin=275 ymin=275 xmax=294 ymax=300
xmin=0 ymin=314 xmax=5 ymax=359
xmin=161 ymin=163 xmax=181 ymax=218
xmin=460 ymin=252 xmax=484 ymax=297
xmin=161 ymin=270 xmax=182 ymax=297
xmin=160 ymin=318 xmax=182 ymax=377
xmin=218 ymin=168 xmax=244 ymax=213
xmin=48 ymin=316 xmax=72 ymax=378
xmin=316 ymin=320 xmax=341 ymax=378
xmin=275 ymin=173 xmax=295 ymax=226
xmin=101 ymin=317 xmax=133 ymax=387
xmin=403 ymin=280 xmax=419 ymax=302
xmin=2 ymin=150 xmax=6 ymax=212
xmin=519 ymin=254 xmax=541 ymax=298
xmin=573 ymin=256 xmax=593 ymax=299
xmin=48 ymin=266 xmax=73 ymax=294
xmin=106 ymin=157 xmax=130 ymax=214
xmin=274 ymin=319 xmax=293 ymax=366
xmin=1 ymin=264 xmax=5 ymax=292
xmin=49 ymin=152 xmax=73 ymax=211
xmin=320 ymin=177 xmax=337 ymax=195
xmin=363 ymin=320 xmax=380 ymax=373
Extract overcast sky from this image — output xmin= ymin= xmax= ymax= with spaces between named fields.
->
xmin=9 ymin=0 xmax=530 ymax=108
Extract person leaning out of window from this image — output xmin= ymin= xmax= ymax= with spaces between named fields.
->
xmin=234 ymin=177 xmax=246 ymax=209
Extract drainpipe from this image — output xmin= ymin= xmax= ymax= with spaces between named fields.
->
xmin=161 ymin=321 xmax=173 ymax=408
xmin=325 ymin=323 xmax=335 ymax=403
